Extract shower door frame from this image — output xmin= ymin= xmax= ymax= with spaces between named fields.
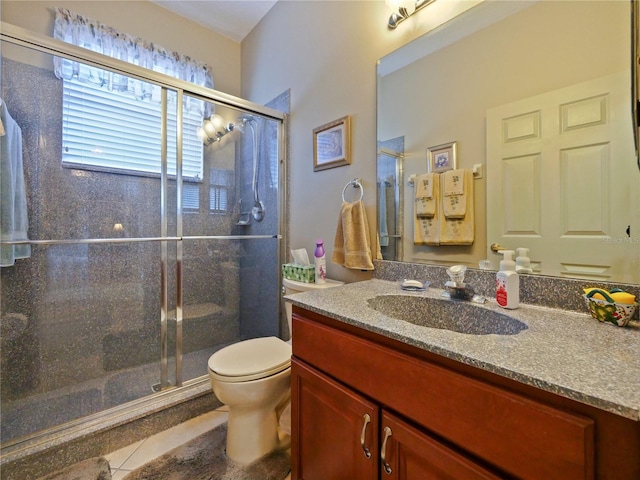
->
xmin=0 ymin=21 xmax=287 ymax=447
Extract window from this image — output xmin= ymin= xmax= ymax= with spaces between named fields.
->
xmin=61 ymin=80 xmax=204 ymax=181
xmin=209 ymin=169 xmax=234 ymax=213
xmin=183 ymin=183 xmax=200 ymax=211
xmin=53 ymin=7 xmax=214 ymax=210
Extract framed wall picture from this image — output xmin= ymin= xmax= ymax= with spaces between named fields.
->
xmin=313 ymin=115 xmax=351 ymax=171
xmin=427 ymin=141 xmax=457 ymax=173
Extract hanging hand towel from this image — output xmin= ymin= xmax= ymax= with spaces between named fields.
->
xmin=439 ymin=169 xmax=474 ymax=245
xmin=415 ymin=173 xmax=437 ymax=218
xmin=0 ymin=98 xmax=31 ymax=267
xmin=442 ymin=169 xmax=467 ymax=218
xmin=332 ymin=200 xmax=374 ymax=270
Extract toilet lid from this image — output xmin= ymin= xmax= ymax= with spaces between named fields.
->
xmin=208 ymin=336 xmax=291 ymax=378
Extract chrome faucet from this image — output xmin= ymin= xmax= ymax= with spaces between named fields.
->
xmin=441 ymin=265 xmax=486 ymax=304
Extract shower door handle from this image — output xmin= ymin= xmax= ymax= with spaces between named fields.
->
xmin=360 ymin=413 xmax=372 ymax=458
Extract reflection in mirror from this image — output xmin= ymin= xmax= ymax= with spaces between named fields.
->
xmin=634 ymin=0 xmax=640 ymax=172
xmin=634 ymin=0 xmax=639 ymax=170
xmin=377 ymin=0 xmax=640 ymax=283
xmin=377 ymin=139 xmax=404 ymax=261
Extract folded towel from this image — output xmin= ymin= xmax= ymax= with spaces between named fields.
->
xmin=416 ymin=173 xmax=434 ymax=198
xmin=415 ymin=173 xmax=438 ymax=218
xmin=414 ymin=216 xmax=440 ymax=246
xmin=439 ymin=169 xmax=474 ymax=245
xmin=378 ymin=182 xmax=389 ymax=247
xmin=0 ymin=99 xmax=31 ymax=267
xmin=332 ymin=200 xmax=374 ymax=270
xmin=442 ymin=169 xmax=465 ymax=195
xmin=442 ymin=169 xmax=466 ymax=218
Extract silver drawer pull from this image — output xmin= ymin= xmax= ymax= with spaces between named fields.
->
xmin=360 ymin=413 xmax=372 ymax=458
xmin=381 ymin=426 xmax=393 ymax=474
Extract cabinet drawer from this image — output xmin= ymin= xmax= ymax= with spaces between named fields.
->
xmin=293 ymin=312 xmax=594 ymax=480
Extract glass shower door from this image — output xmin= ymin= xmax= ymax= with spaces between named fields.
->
xmin=0 ymin=42 xmax=172 ymax=443
xmin=177 ymin=98 xmax=283 ymax=385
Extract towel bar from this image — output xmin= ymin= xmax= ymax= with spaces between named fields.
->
xmin=342 ymin=178 xmax=364 ymax=202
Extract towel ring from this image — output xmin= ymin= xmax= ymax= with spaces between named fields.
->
xmin=342 ymin=178 xmax=364 ymax=202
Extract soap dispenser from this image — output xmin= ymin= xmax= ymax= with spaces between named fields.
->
xmin=515 ymin=247 xmax=533 ymax=274
xmin=496 ymin=250 xmax=519 ymax=309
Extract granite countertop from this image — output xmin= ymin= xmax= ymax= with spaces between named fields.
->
xmin=285 ymin=279 xmax=640 ymax=421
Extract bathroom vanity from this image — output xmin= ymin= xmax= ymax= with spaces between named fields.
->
xmin=287 ymin=280 xmax=640 ymax=479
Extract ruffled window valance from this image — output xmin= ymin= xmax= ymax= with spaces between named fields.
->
xmin=53 ymin=7 xmax=214 ymax=109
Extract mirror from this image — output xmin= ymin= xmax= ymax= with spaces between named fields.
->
xmin=377 ymin=0 xmax=640 ymax=283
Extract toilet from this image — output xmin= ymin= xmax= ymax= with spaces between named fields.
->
xmin=207 ymin=276 xmax=344 ymax=464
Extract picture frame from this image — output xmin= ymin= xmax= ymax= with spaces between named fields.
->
xmin=313 ymin=115 xmax=351 ymax=171
xmin=427 ymin=141 xmax=457 ymax=173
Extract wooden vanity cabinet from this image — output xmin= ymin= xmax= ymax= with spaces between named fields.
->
xmin=292 ymin=359 xmax=379 ymax=480
xmin=291 ymin=306 xmax=640 ymax=480
xmin=292 ymin=359 xmax=501 ymax=480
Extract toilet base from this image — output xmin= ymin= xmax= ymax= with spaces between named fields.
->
xmin=211 ymin=368 xmax=291 ymax=465
xmin=226 ymin=406 xmax=283 ymax=464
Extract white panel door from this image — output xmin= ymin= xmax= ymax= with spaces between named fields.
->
xmin=487 ymin=71 xmax=640 ymax=282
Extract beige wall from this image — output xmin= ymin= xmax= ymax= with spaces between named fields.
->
xmin=1 ymin=0 xmax=242 ymax=96
xmin=241 ymin=0 xmax=449 ymax=283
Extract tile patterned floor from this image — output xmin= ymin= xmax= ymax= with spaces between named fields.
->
xmin=105 ymin=406 xmax=291 ymax=480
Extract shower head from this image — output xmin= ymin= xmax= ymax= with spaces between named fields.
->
xmin=233 ymin=115 xmax=257 ymax=134
xmin=236 ymin=114 xmax=256 ymax=124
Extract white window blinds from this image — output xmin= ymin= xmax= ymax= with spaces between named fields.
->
xmin=61 ymin=80 xmax=203 ymax=180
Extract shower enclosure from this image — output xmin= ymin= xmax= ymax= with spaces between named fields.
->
xmin=377 ymin=138 xmax=404 ymax=261
xmin=0 ymin=23 xmax=287 ymax=453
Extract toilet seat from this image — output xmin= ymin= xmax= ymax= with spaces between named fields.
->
xmin=208 ymin=336 xmax=291 ymax=382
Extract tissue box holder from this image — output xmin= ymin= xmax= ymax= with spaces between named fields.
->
xmin=282 ymin=263 xmax=315 ymax=283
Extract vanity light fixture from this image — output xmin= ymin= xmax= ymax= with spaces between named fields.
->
xmin=196 ymin=114 xmax=235 ymax=145
xmin=386 ymin=0 xmax=436 ymax=29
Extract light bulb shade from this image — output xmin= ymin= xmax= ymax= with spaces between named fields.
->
xmin=196 ymin=126 xmax=209 ymax=143
xmin=202 ymin=119 xmax=217 ymax=138
xmin=209 ymin=114 xmax=226 ymax=134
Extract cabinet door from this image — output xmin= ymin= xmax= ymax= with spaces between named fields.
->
xmin=291 ymin=359 xmax=379 ymax=480
xmin=380 ymin=411 xmax=502 ymax=480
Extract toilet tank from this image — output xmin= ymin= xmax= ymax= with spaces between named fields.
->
xmin=282 ymin=277 xmax=344 ymax=340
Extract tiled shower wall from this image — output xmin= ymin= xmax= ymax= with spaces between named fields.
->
xmin=0 ymin=56 xmax=284 ymax=444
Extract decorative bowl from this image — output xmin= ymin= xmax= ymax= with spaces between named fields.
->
xmin=583 ymin=294 xmax=638 ymax=327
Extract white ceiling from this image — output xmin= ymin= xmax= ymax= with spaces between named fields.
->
xmin=151 ymin=0 xmax=278 ymax=43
